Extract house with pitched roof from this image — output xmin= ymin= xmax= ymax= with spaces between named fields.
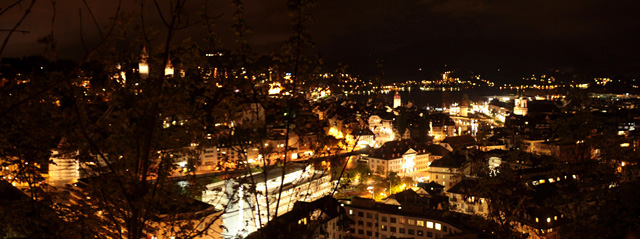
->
xmin=366 ymin=140 xmax=430 ymax=178
xmin=447 ymin=178 xmax=489 ymax=217
xmin=427 ymin=152 xmax=467 ymax=190
xmin=441 ymin=135 xmax=476 ymax=151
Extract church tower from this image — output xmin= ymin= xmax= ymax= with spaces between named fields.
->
xmin=514 ymin=97 xmax=528 ymax=116
xmin=138 ymin=46 xmax=149 ymax=79
xmin=393 ymin=92 xmax=401 ymax=108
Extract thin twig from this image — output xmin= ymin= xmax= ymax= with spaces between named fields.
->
xmin=0 ymin=0 xmax=23 ymax=18
xmin=78 ymin=9 xmax=89 ymax=55
xmin=49 ymin=0 xmax=57 ymax=60
xmin=0 ymin=0 xmax=36 ymax=58
xmin=0 ymin=29 xmax=29 ymax=33
xmin=81 ymin=0 xmax=104 ymax=40
xmin=152 ymin=0 xmax=170 ymax=27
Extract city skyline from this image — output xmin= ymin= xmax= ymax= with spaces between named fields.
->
xmin=1 ymin=0 xmax=639 ymax=79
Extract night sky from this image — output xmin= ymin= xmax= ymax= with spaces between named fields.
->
xmin=2 ymin=0 xmax=640 ymax=80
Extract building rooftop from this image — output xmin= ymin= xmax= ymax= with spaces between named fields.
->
xmin=447 ymin=178 xmax=479 ymax=195
xmin=425 ymin=144 xmax=451 ymax=157
xmin=442 ymin=135 xmax=476 ymax=149
xmin=368 ymin=139 xmax=428 ymax=160
xmin=341 ymin=197 xmax=492 ymax=235
xmin=429 ymin=152 xmax=466 ymax=168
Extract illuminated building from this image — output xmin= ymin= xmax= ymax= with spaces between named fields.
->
xmin=269 ymin=82 xmax=282 ymax=95
xmin=202 ymin=164 xmax=333 ymax=238
xmin=341 ymin=197 xmax=472 ymax=239
xmin=368 ymin=114 xmax=396 ymax=147
xmin=164 ymin=59 xmax=174 ymax=76
xmin=366 ymin=140 xmax=430 ymax=177
xmin=48 ymin=149 xmax=80 ymax=188
xmin=393 ymin=92 xmax=401 ymax=108
xmin=245 ymin=196 xmax=350 ymax=239
xmin=138 ymin=46 xmax=149 ymax=79
xmin=198 ymin=143 xmax=260 ymax=171
xmin=352 ymin=128 xmax=376 ymax=149
xmin=427 ymin=153 xmax=466 ymax=190
xmin=514 ymin=207 xmax=566 ymax=239
xmin=447 ymin=179 xmax=488 ymax=217
xmin=429 ymin=116 xmax=456 ymax=142
xmin=146 ymin=199 xmax=222 ymax=239
xmin=450 ymin=98 xmax=469 ymax=117
xmin=514 ymin=97 xmax=528 ymax=116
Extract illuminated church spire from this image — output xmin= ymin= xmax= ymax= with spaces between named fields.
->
xmin=138 ymin=46 xmax=149 ymax=79
xmin=393 ymin=91 xmax=401 ymax=108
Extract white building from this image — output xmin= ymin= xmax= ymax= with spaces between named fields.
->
xmin=514 ymin=97 xmax=528 ymax=116
xmin=393 ymin=92 xmax=401 ymax=108
xmin=202 ymin=164 xmax=334 ymax=238
xmin=146 ymin=200 xmax=222 ymax=239
xmin=427 ymin=153 xmax=466 ymax=191
xmin=48 ymin=149 xmax=80 ymax=188
xmin=367 ymin=140 xmax=430 ymax=178
xmin=368 ymin=115 xmax=396 ymax=147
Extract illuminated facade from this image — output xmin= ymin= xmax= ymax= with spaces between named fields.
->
xmin=514 ymin=208 xmax=566 ymax=239
xmin=146 ymin=202 xmax=222 ymax=239
xmin=48 ymin=150 xmax=80 ymax=188
xmin=393 ymin=92 xmax=401 ymax=108
xmin=447 ymin=179 xmax=488 ymax=217
xmin=367 ymin=140 xmax=430 ymax=177
xmin=427 ymin=153 xmax=466 ymax=190
xmin=202 ymin=164 xmax=334 ymax=238
xmin=341 ymin=197 xmax=465 ymax=239
xmin=514 ymin=97 xmax=528 ymax=116
xmin=369 ymin=115 xmax=396 ymax=147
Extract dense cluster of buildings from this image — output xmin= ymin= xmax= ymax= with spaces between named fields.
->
xmin=3 ymin=53 xmax=640 ymax=239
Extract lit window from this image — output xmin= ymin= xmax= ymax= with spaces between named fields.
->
xmin=427 ymin=221 xmax=434 ymax=228
xmin=547 ymin=218 xmax=551 ymax=223
xmin=554 ymin=216 xmax=557 ymax=220
xmin=349 ymin=209 xmax=353 ymax=215
xmin=435 ymin=223 xmax=442 ymax=230
xmin=536 ymin=217 xmax=539 ymax=223
xmin=417 ymin=220 xmax=425 ymax=226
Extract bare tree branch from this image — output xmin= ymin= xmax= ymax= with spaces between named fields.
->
xmin=81 ymin=0 xmax=104 ymax=40
xmin=0 ymin=0 xmax=24 ymax=18
xmin=48 ymin=0 xmax=57 ymax=60
xmin=0 ymin=0 xmax=36 ymax=58
xmin=78 ymin=9 xmax=89 ymax=55
xmin=0 ymin=29 xmax=29 ymax=33
xmin=152 ymin=0 xmax=170 ymax=27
